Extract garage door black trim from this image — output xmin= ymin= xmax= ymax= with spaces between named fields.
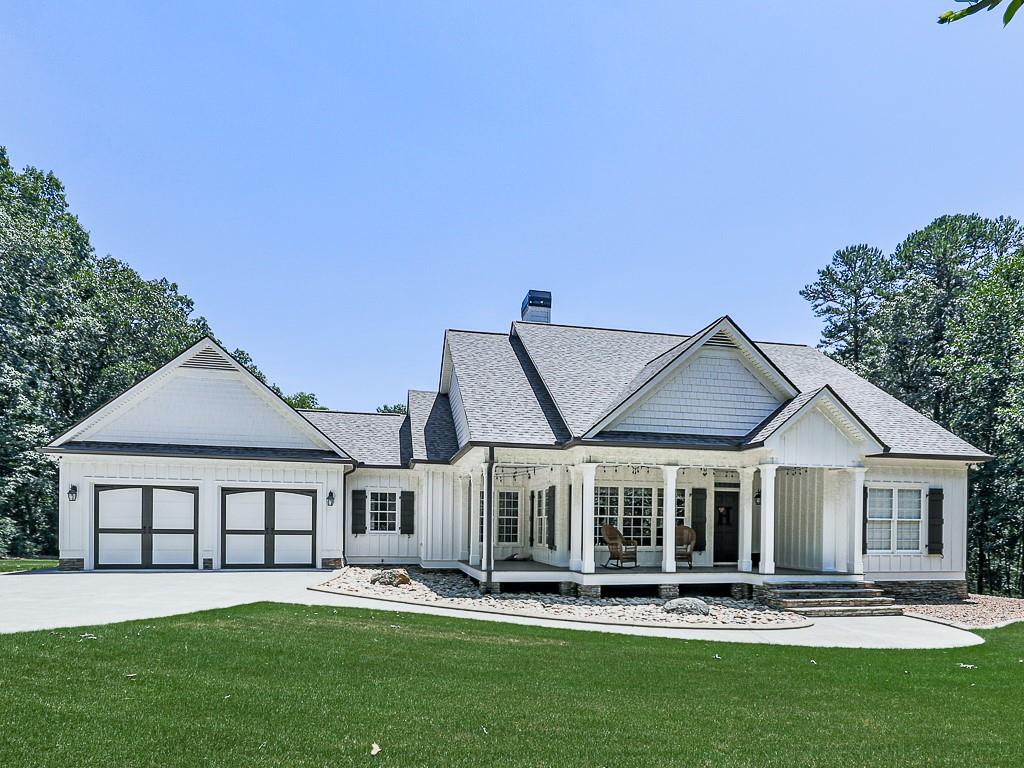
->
xmin=221 ymin=488 xmax=317 ymax=569
xmin=94 ymin=485 xmax=199 ymax=570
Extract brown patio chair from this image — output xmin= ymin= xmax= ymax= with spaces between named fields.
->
xmin=601 ymin=524 xmax=638 ymax=568
xmin=675 ymin=525 xmax=697 ymax=570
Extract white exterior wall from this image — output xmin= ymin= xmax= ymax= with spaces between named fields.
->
xmin=80 ymin=368 xmax=321 ymax=449
xmin=610 ymin=348 xmax=780 ymax=436
xmin=57 ymin=455 xmax=345 ymax=569
xmin=863 ymin=462 xmax=968 ymax=579
xmin=420 ymin=468 xmax=468 ymax=565
xmin=345 ymin=469 xmax=421 ymax=564
xmin=773 ymin=469 xmax=825 ymax=571
xmin=771 ymin=408 xmax=865 ymax=468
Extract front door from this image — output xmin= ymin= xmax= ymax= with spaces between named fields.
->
xmin=713 ymin=490 xmax=739 ymax=562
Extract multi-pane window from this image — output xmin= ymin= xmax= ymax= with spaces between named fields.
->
xmin=867 ymin=487 xmax=923 ymax=553
xmin=497 ymin=491 xmax=520 ymax=544
xmin=594 ymin=486 xmax=619 ymax=543
xmin=369 ymin=491 xmax=398 ymax=533
xmin=535 ymin=489 xmax=548 ymax=547
xmin=655 ymin=488 xmax=687 ymax=546
xmin=595 ymin=486 xmax=671 ymax=547
xmin=479 ymin=490 xmax=484 ymax=543
xmin=622 ymin=487 xmax=653 ymax=545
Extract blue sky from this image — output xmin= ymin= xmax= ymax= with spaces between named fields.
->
xmin=2 ymin=2 xmax=1021 ymax=410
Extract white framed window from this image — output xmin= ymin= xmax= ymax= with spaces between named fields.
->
xmin=866 ymin=486 xmax=924 ymax=554
xmin=497 ymin=490 xmax=521 ymax=544
xmin=622 ymin=487 xmax=653 ymax=545
xmin=595 ymin=485 xmax=667 ymax=548
xmin=594 ymin=486 xmax=620 ymax=544
xmin=369 ymin=491 xmax=398 ymax=533
xmin=535 ymin=488 xmax=548 ymax=548
xmin=655 ymin=488 xmax=687 ymax=546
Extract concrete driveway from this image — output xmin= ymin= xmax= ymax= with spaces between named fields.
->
xmin=0 ymin=569 xmax=983 ymax=649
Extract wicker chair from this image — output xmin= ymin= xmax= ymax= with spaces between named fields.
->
xmin=675 ymin=525 xmax=697 ymax=570
xmin=601 ymin=524 xmax=639 ymax=568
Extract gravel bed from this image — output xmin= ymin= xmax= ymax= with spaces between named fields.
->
xmin=902 ymin=593 xmax=1024 ymax=629
xmin=317 ymin=567 xmax=806 ymax=628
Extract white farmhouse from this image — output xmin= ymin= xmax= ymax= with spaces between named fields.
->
xmin=42 ymin=290 xmax=987 ymax=605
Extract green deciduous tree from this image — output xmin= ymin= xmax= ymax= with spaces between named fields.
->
xmin=939 ymin=0 xmax=1021 ymax=25
xmin=804 ymin=213 xmax=1024 ymax=595
xmin=376 ymin=403 xmax=408 ymax=415
xmin=0 ymin=148 xmax=324 ymax=555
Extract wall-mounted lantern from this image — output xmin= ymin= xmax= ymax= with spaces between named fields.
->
xmin=754 ymin=490 xmax=761 ymax=506
xmin=326 ymin=491 xmax=335 ymax=507
xmin=67 ymin=485 xmax=78 ymax=502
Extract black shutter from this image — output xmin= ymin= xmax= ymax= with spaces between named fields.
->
xmin=927 ymin=488 xmax=944 ymax=555
xmin=351 ymin=490 xmax=366 ymax=534
xmin=691 ymin=488 xmax=707 ymax=552
xmin=862 ymin=486 xmax=868 ymax=555
xmin=400 ymin=491 xmax=415 ymax=534
xmin=529 ymin=491 xmax=535 ymax=547
xmin=546 ymin=485 xmax=556 ymax=550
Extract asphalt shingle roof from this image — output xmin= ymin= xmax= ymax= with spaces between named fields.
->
xmin=408 ymin=390 xmax=459 ymax=462
xmin=484 ymin=321 xmax=986 ymax=459
xmin=299 ymin=411 xmax=411 ymax=467
xmin=445 ymin=330 xmax=570 ymax=445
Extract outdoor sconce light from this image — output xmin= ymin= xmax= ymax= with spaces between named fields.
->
xmin=326 ymin=491 xmax=335 ymax=507
xmin=67 ymin=485 xmax=78 ymax=502
xmin=754 ymin=490 xmax=761 ymax=506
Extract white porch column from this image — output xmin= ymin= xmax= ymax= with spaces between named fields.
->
xmin=661 ymin=466 xmax=679 ymax=573
xmin=569 ymin=466 xmax=584 ymax=571
xmin=469 ymin=467 xmax=482 ymax=567
xmin=581 ymin=463 xmax=597 ymax=574
xmin=848 ymin=467 xmax=866 ymax=575
xmin=758 ymin=464 xmax=777 ymax=575
xmin=738 ymin=466 xmax=755 ymax=572
xmin=458 ymin=474 xmax=469 ymax=561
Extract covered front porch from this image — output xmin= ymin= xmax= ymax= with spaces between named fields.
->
xmin=461 ymin=458 xmax=867 ymax=594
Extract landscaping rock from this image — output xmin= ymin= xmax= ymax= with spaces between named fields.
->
xmin=320 ymin=566 xmax=803 ymax=628
xmin=663 ymin=597 xmax=711 ymax=616
xmin=369 ymin=568 xmax=412 ymax=587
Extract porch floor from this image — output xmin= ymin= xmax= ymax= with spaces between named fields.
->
xmin=456 ymin=560 xmax=860 ymax=586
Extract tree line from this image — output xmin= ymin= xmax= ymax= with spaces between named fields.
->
xmin=802 ymin=214 xmax=1024 ymax=595
xmin=0 ymin=149 xmax=324 ymax=556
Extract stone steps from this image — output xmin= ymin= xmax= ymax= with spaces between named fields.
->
xmin=760 ymin=581 xmax=903 ymax=618
xmin=785 ymin=605 xmax=905 ymax=618
xmin=768 ymin=597 xmax=896 ymax=609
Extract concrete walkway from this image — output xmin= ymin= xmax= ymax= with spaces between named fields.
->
xmin=0 ymin=569 xmax=983 ymax=648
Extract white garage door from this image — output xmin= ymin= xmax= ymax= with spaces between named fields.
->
xmin=222 ymin=489 xmax=316 ymax=568
xmin=95 ymin=485 xmax=198 ymax=569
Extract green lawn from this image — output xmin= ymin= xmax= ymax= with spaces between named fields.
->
xmin=0 ymin=604 xmax=1021 ymax=767
xmin=0 ymin=558 xmax=57 ymax=573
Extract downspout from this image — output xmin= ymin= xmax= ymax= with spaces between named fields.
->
xmin=485 ymin=446 xmax=495 ymax=589
xmin=341 ymin=462 xmax=359 ymax=567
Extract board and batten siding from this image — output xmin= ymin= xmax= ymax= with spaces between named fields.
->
xmin=57 ymin=455 xmax=344 ymax=569
xmin=773 ymin=469 xmax=825 ymax=572
xmin=345 ymin=469 xmax=421 ymax=563
xmin=448 ymin=370 xmax=471 ymax=447
xmin=771 ymin=408 xmax=865 ymax=468
xmin=419 ymin=468 xmax=469 ymax=564
xmin=609 ymin=348 xmax=780 ymax=436
xmin=80 ymin=368 xmax=321 ymax=449
xmin=863 ymin=463 xmax=968 ymax=578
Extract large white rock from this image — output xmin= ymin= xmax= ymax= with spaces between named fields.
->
xmin=663 ymin=597 xmax=711 ymax=616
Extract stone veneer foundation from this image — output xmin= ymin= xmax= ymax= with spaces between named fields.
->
xmin=320 ymin=558 xmax=345 ymax=570
xmin=875 ymin=579 xmax=969 ymax=602
xmin=577 ymin=584 xmax=602 ymax=599
xmin=658 ymin=584 xmax=680 ymax=599
xmin=58 ymin=558 xmax=84 ymax=571
xmin=730 ymin=583 xmax=753 ymax=599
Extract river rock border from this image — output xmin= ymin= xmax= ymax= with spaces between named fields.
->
xmin=311 ymin=567 xmax=811 ymax=630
